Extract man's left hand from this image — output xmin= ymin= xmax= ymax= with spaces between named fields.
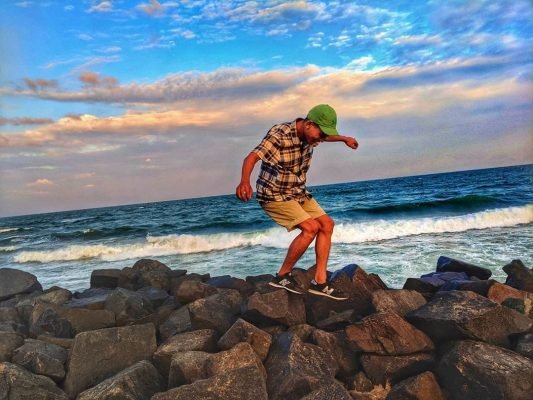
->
xmin=344 ymin=137 xmax=358 ymax=149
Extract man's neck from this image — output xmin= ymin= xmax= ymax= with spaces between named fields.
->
xmin=295 ymin=118 xmax=305 ymax=139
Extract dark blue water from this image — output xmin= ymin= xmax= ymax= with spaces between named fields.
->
xmin=0 ymin=165 xmax=531 ymax=291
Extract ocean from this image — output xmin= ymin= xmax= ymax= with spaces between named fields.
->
xmin=0 ymin=165 xmax=531 ymax=292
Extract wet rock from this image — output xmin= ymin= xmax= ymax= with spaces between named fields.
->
xmin=371 ymin=289 xmax=427 ymax=317
xmin=0 ymin=268 xmax=42 ymax=301
xmin=12 ymin=338 xmax=68 ymax=382
xmin=77 ymin=360 xmax=164 ymax=400
xmin=300 ymin=380 xmax=352 ymax=400
xmin=488 ymin=281 xmax=533 ymax=318
xmin=159 ymin=305 xmax=192 ymax=341
xmin=173 ymin=280 xmax=218 ymax=304
xmin=361 ymin=353 xmax=435 ymax=385
xmin=265 ymin=332 xmax=338 ymax=399
xmin=514 ymin=333 xmax=533 ymax=359
xmin=0 ymin=361 xmax=69 ymax=399
xmin=217 ymin=318 xmax=272 ymax=361
xmin=386 ymin=371 xmax=445 ymax=400
xmin=63 ymin=323 xmax=156 ymax=398
xmin=242 ymin=289 xmax=306 ymax=327
xmin=168 ymin=351 xmax=211 ymax=388
xmin=311 ymin=329 xmax=358 ymax=377
xmin=503 ymin=259 xmax=533 ymax=292
xmin=90 ymin=268 xmax=122 ymax=289
xmin=406 ymin=290 xmax=532 ymax=347
xmin=437 ymin=340 xmax=533 ymax=400
xmin=437 ymin=256 xmax=492 ymax=279
xmin=0 ymin=332 xmax=24 ymax=362
xmin=104 ymin=287 xmax=154 ymax=325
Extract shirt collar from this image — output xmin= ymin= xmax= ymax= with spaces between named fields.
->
xmin=291 ymin=119 xmax=302 ymax=145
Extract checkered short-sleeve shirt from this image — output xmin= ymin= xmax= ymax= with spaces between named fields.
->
xmin=252 ymin=119 xmax=314 ymax=203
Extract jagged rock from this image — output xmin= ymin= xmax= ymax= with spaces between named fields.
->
xmin=386 ymin=371 xmax=445 ymax=400
xmin=488 ymin=282 xmax=533 ymax=318
xmin=346 ymin=312 xmax=434 ymax=355
xmin=406 ymin=290 xmax=532 ymax=347
xmin=0 ymin=332 xmax=24 ymax=361
xmin=159 ymin=305 xmax=192 ymax=341
xmin=207 ymin=342 xmax=266 ymax=381
xmin=265 ymin=332 xmax=338 ymax=399
xmin=77 ymin=360 xmax=164 ymax=400
xmin=350 ymin=384 xmax=391 ymax=400
xmin=242 ymin=289 xmax=306 ymax=327
xmin=371 ymin=289 xmax=427 ymax=316
xmin=437 ymin=340 xmax=533 ymax=400
xmin=207 ymin=275 xmax=254 ymax=297
xmin=217 ymin=318 xmax=272 ymax=361
xmin=152 ymin=365 xmax=268 ymax=400
xmin=0 ymin=268 xmax=42 ymax=301
xmin=316 ymin=309 xmax=358 ymax=331
xmin=168 ymin=351 xmax=211 ymax=388
xmin=137 ymin=286 xmax=170 ymax=308
xmin=30 ymin=306 xmax=74 ymax=338
xmin=263 ymin=325 xmax=287 ymax=336
xmin=173 ymin=280 xmax=218 ymax=304
xmin=188 ymin=290 xmax=242 ymax=335
xmin=514 ymin=333 xmax=533 ymax=359
xmin=90 ymin=268 xmax=122 ymax=289
xmin=361 ymin=353 xmax=435 ymax=385
xmin=402 ymin=278 xmax=440 ymax=296
xmin=300 ymin=380 xmax=352 ymax=400
xmin=104 ymin=287 xmax=154 ymax=325
xmin=437 ymin=256 xmax=492 ymax=279
xmin=348 ymin=371 xmax=374 ymax=392
xmin=12 ymin=338 xmax=68 ymax=382
xmin=503 ymin=259 xmax=533 ymax=292
xmin=63 ymin=323 xmax=156 ymax=398
xmin=66 ymin=288 xmax=112 ymax=309
xmin=153 ymin=329 xmax=218 ymax=378
xmin=0 ymin=362 xmax=69 ymax=399
xmin=288 ymin=323 xmax=316 ymax=342
xmin=131 ymin=258 xmax=173 ymax=290
xmin=311 ymin=329 xmax=358 ymax=377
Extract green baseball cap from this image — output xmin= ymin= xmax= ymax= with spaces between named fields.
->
xmin=306 ymin=104 xmax=339 ymax=136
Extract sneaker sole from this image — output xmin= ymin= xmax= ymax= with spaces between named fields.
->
xmin=268 ymin=281 xmax=304 ymax=295
xmin=308 ymin=288 xmax=348 ymax=300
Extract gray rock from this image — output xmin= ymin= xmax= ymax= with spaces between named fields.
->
xmin=242 ymin=289 xmax=306 ymax=327
xmin=206 ymin=275 xmax=254 ymax=297
xmin=315 ymin=309 xmax=358 ymax=331
xmin=12 ymin=338 xmax=68 ymax=382
xmin=168 ymin=351 xmax=211 ymax=388
xmin=90 ymin=268 xmax=122 ymax=289
xmin=36 ymin=335 xmax=74 ymax=350
xmin=30 ymin=306 xmax=74 ymax=338
xmin=159 ymin=305 xmax=192 ymax=341
xmin=137 ymin=286 xmax=170 ymax=308
xmin=361 ymin=353 xmax=435 ymax=385
xmin=0 ymin=307 xmax=20 ymax=323
xmin=132 ymin=259 xmax=173 ymax=290
xmin=206 ymin=342 xmax=266 ymax=381
xmin=0 ymin=332 xmax=24 ymax=362
xmin=311 ymin=329 xmax=358 ymax=377
xmin=300 ymin=380 xmax=352 ymax=400
xmin=437 ymin=340 xmax=533 ymax=400
xmin=217 ymin=318 xmax=272 ymax=361
xmin=104 ymin=287 xmax=154 ymax=325
xmin=63 ymin=323 xmax=157 ymax=398
xmin=386 ymin=371 xmax=446 ymax=400
xmin=66 ymin=288 xmax=112 ymax=309
xmin=173 ymin=280 xmax=217 ymax=304
xmin=77 ymin=360 xmax=164 ymax=400
xmin=504 ymin=259 xmax=533 ymax=293
xmin=514 ymin=333 xmax=533 ymax=359
xmin=437 ymin=256 xmax=492 ymax=279
xmin=0 ymin=268 xmax=42 ymax=301
xmin=188 ymin=295 xmax=238 ymax=335
xmin=371 ymin=289 xmax=427 ymax=316
xmin=0 ymin=361 xmax=69 ymax=399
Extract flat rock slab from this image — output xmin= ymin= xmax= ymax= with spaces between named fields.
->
xmin=437 ymin=340 xmax=533 ymax=400
xmin=371 ymin=289 xmax=426 ymax=316
xmin=12 ymin=338 xmax=68 ymax=382
xmin=386 ymin=371 xmax=446 ymax=400
xmin=63 ymin=323 xmax=157 ymax=398
xmin=361 ymin=352 xmax=435 ymax=385
xmin=0 ymin=268 xmax=42 ymax=301
xmin=77 ymin=360 xmax=164 ymax=400
xmin=0 ymin=361 xmax=69 ymax=400
xmin=217 ymin=318 xmax=272 ymax=361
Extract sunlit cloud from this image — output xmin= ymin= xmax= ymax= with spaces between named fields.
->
xmin=0 ymin=117 xmax=53 ymax=126
xmin=27 ymin=178 xmax=54 ymax=187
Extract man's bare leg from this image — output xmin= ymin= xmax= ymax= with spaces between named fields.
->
xmin=314 ymin=215 xmax=334 ymax=283
xmin=277 ymin=219 xmax=319 ymax=276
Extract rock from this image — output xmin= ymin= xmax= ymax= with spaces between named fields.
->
xmin=311 ymin=329 xmax=358 ymax=377
xmin=0 ymin=361 xmax=69 ymax=399
xmin=63 ymin=323 xmax=156 ymax=398
xmin=152 ymin=365 xmax=268 ymax=400
xmin=438 ymin=279 xmax=494 ymax=295
xmin=137 ymin=286 xmax=170 ymax=308
xmin=300 ymin=380 xmax=352 ymax=400
xmin=11 ymin=338 xmax=68 ymax=382
xmin=34 ymin=287 xmax=72 ymax=305
xmin=386 ymin=371 xmax=445 ymax=400
xmin=488 ymin=282 xmax=533 ymax=318
xmin=406 ymin=290 xmax=532 ymax=347
xmin=315 ymin=309 xmax=358 ymax=331
xmin=104 ymin=287 xmax=154 ymax=325
xmin=173 ymin=280 xmax=218 ymax=304
xmin=242 ymin=289 xmax=306 ymax=327
xmin=36 ymin=335 xmax=74 ymax=350
xmin=265 ymin=332 xmax=338 ymax=399
xmin=207 ymin=342 xmax=266 ymax=381
xmin=217 ymin=318 xmax=272 ymax=361
xmin=132 ymin=258 xmax=172 ymax=290
xmin=349 ymin=371 xmax=374 ymax=392
xmin=189 ymin=298 xmax=238 ymax=336
xmin=30 ymin=306 xmax=74 ymax=338
xmin=361 ymin=353 xmax=435 ymax=385
xmin=77 ymin=360 xmax=164 ymax=400
xmin=437 ymin=340 xmax=533 ymax=400
xmin=66 ymin=288 xmax=112 ymax=309
xmin=350 ymin=384 xmax=391 ymax=400
xmin=402 ymin=278 xmax=440 ymax=296
xmin=0 ymin=268 xmax=42 ymax=301
xmin=153 ymin=329 xmax=218 ymax=378
xmin=514 ymin=333 xmax=533 ymax=359
xmin=159 ymin=305 xmax=192 ymax=341
xmin=168 ymin=351 xmax=211 ymax=388
xmin=437 ymin=256 xmax=492 ymax=279
xmin=346 ymin=312 xmax=434 ymax=355
xmin=0 ymin=332 xmax=24 ymax=361
xmin=288 ymin=323 xmax=316 ymax=342
xmin=90 ymin=268 xmax=122 ymax=289
xmin=371 ymin=289 xmax=427 ymax=317
xmin=207 ymin=275 xmax=254 ymax=297
xmin=503 ymin=259 xmax=533 ymax=292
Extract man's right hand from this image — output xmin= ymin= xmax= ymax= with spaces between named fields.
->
xmin=236 ymin=182 xmax=253 ymax=201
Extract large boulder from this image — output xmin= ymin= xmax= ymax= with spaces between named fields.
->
xmin=63 ymin=323 xmax=157 ymax=398
xmin=173 ymin=280 xmax=217 ymax=304
xmin=0 ymin=268 xmax=42 ymax=301
xmin=131 ymin=258 xmax=173 ymax=290
xmin=503 ymin=259 xmax=533 ymax=292
xmin=76 ymin=360 xmax=165 ymax=400
xmin=207 ymin=275 xmax=254 ymax=297
xmin=217 ymin=318 xmax=272 ymax=361
xmin=206 ymin=342 xmax=266 ymax=380
xmin=65 ymin=288 xmax=112 ymax=310
xmin=311 ymin=329 xmax=358 ymax=377
xmin=158 ymin=305 xmax=192 ymax=341
xmin=137 ymin=286 xmax=170 ymax=308
xmin=30 ymin=306 xmax=74 ymax=338
xmin=406 ymin=290 xmax=531 ymax=347
xmin=264 ymin=332 xmax=338 ymax=400
xmin=0 ymin=332 xmax=24 ymax=362
xmin=11 ymin=338 xmax=68 ymax=382
xmin=90 ymin=268 xmax=122 ymax=289
xmin=437 ymin=340 xmax=533 ymax=400
xmin=242 ymin=289 xmax=306 ymax=327
xmin=514 ymin=333 xmax=533 ymax=359
xmin=361 ymin=353 xmax=435 ymax=385
xmin=188 ymin=291 xmax=241 ymax=335
xmin=0 ymin=362 xmax=69 ymax=399
xmin=437 ymin=256 xmax=492 ymax=279
xmin=104 ymin=287 xmax=154 ymax=325
xmin=386 ymin=371 xmax=445 ymax=400
xmin=346 ymin=312 xmax=434 ymax=355
xmin=488 ymin=281 xmax=533 ymax=318
xmin=371 ymin=289 xmax=427 ymax=316
xmin=168 ymin=351 xmax=211 ymax=388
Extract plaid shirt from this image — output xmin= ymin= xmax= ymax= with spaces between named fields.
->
xmin=252 ymin=120 xmax=314 ymax=203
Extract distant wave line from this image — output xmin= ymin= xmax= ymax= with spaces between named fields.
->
xmin=0 ymin=227 xmax=19 ymax=233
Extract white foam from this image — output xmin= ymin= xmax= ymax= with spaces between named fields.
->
xmin=0 ymin=246 xmax=17 ymax=252
xmin=13 ymin=205 xmax=532 ymax=263
xmin=0 ymin=227 xmax=18 ymax=233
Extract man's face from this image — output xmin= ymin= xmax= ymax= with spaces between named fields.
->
xmin=304 ymin=121 xmax=327 ymax=145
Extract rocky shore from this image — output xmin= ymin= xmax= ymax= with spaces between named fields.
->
xmin=0 ymin=256 xmax=532 ymax=400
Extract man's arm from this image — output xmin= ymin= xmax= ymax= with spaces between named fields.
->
xmin=236 ymin=152 xmax=260 ymax=201
xmin=323 ymin=135 xmax=358 ymax=150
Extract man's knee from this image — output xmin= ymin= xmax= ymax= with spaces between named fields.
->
xmin=317 ymin=215 xmax=334 ymax=234
xmin=299 ymin=219 xmax=320 ymax=238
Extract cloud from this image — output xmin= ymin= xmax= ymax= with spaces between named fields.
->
xmin=79 ymin=72 xmax=119 ymax=88
xmin=137 ymin=0 xmax=165 ymax=16
xmin=88 ymin=1 xmax=113 ymax=13
xmin=23 ymin=78 xmax=58 ymax=91
xmin=0 ymin=117 xmax=53 ymax=126
xmin=27 ymin=178 xmax=54 ymax=187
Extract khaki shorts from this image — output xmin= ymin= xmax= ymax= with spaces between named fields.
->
xmin=261 ymin=198 xmax=326 ymax=232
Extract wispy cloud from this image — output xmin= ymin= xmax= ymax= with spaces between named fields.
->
xmin=27 ymin=178 xmax=54 ymax=187
xmin=88 ymin=1 xmax=113 ymax=13
xmin=0 ymin=117 xmax=53 ymax=126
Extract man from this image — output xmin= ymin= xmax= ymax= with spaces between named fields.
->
xmin=236 ymin=104 xmax=358 ymax=300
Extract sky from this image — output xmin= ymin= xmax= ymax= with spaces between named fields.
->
xmin=0 ymin=0 xmax=532 ymax=217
